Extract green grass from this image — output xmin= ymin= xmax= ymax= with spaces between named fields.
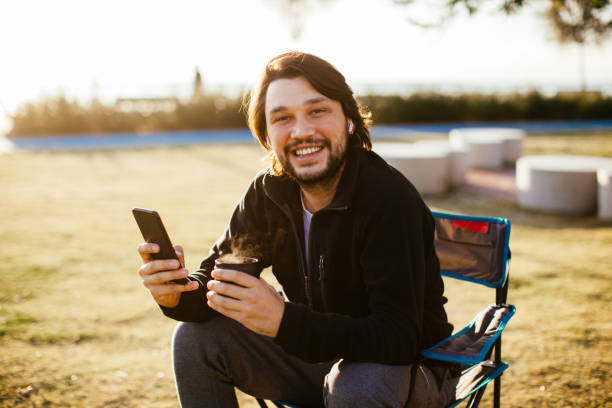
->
xmin=1 ymin=133 xmax=611 ymax=407
xmin=523 ymin=131 xmax=612 ymax=158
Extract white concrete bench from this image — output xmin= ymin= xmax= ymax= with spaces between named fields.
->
xmin=374 ymin=143 xmax=450 ymax=194
xmin=449 ymin=131 xmax=505 ymax=169
xmin=516 ymin=155 xmax=612 ymax=215
xmin=598 ymin=168 xmax=612 ymax=220
xmin=449 ymin=128 xmax=525 ymax=168
xmin=414 ymin=140 xmax=470 ymax=187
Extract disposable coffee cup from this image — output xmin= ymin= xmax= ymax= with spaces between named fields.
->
xmin=214 ymin=255 xmax=262 ymax=278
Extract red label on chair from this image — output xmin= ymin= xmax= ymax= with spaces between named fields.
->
xmin=452 ymin=220 xmax=490 ymax=233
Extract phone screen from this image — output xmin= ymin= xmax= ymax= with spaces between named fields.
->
xmin=132 ymin=208 xmax=188 ymax=284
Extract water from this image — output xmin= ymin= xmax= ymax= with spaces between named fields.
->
xmin=5 ymin=120 xmax=612 ymax=152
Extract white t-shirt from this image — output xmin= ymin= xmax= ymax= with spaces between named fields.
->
xmin=301 ymin=193 xmax=313 ymax=270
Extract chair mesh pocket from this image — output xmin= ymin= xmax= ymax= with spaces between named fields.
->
xmin=434 ymin=216 xmax=508 ymax=286
xmin=422 ymin=304 xmax=515 ymax=365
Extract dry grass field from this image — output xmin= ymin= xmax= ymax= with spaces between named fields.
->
xmin=1 ymin=132 xmax=611 ymax=407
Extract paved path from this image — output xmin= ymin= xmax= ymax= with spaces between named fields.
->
xmin=463 ymin=168 xmax=518 ymax=201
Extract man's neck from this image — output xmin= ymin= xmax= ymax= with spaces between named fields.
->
xmin=299 ymin=162 xmax=346 ymax=213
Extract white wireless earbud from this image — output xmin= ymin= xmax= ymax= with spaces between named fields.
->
xmin=348 ymin=121 xmax=354 ymax=134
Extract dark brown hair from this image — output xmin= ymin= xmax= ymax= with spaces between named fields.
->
xmin=246 ymin=51 xmax=371 ymax=175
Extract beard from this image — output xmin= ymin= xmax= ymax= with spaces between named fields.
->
xmin=277 ymin=134 xmax=348 ymax=187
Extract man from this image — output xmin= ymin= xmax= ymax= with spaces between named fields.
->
xmin=137 ymin=52 xmax=456 ymax=407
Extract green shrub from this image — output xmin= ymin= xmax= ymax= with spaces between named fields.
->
xmin=8 ymin=91 xmax=612 ymax=137
xmin=359 ymin=91 xmax=612 ymax=124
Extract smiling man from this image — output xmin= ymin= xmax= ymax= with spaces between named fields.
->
xmin=137 ymin=52 xmax=457 ymax=407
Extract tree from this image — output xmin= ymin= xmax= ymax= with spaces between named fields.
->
xmin=392 ymin=0 xmax=611 ymax=91
xmin=263 ymin=0 xmax=333 ymax=40
xmin=267 ymin=0 xmax=611 ymax=89
xmin=391 ymin=0 xmax=527 ymax=27
xmin=545 ymin=0 xmax=612 ymax=90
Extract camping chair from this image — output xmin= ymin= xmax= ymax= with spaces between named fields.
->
xmin=256 ymin=211 xmax=515 ymax=408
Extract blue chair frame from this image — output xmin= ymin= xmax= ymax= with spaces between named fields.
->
xmin=256 ymin=211 xmax=515 ymax=408
xmin=427 ymin=212 xmax=513 ymax=408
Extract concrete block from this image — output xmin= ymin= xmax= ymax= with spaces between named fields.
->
xmin=598 ymin=168 xmax=612 ymax=220
xmin=449 ymin=131 xmax=504 ymax=169
xmin=414 ymin=140 xmax=469 ymax=187
xmin=449 ymin=127 xmax=525 ymax=167
xmin=516 ymin=155 xmax=612 ymax=214
xmin=374 ymin=143 xmax=450 ymax=194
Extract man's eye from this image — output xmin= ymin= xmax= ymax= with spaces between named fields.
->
xmin=312 ymin=108 xmax=327 ymax=115
xmin=273 ymin=116 xmax=289 ymax=123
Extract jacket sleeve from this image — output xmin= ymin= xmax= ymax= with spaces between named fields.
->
xmin=160 ymin=175 xmax=272 ymax=322
xmin=274 ymin=192 xmax=434 ymax=365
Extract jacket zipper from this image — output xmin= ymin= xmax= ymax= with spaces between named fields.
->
xmin=266 ymin=191 xmax=348 ymax=309
xmin=318 ymin=254 xmax=329 ymax=312
xmin=281 ymin=203 xmax=313 ymax=307
xmin=318 ymin=255 xmax=325 ymax=280
xmin=309 ymin=206 xmax=346 ymax=312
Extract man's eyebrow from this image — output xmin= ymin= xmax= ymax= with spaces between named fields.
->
xmin=269 ymin=96 xmax=330 ymax=115
xmin=304 ymin=96 xmax=328 ymax=106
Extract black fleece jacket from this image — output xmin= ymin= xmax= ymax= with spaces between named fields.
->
xmin=161 ymin=146 xmax=453 ymax=365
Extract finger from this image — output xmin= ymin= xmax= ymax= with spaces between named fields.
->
xmin=137 ymin=242 xmax=159 ymax=263
xmin=207 ymin=300 xmax=241 ymax=321
xmin=143 ymin=268 xmax=189 ymax=285
xmin=211 ymin=268 xmax=258 ymax=288
xmin=138 ymin=259 xmax=181 ymax=277
xmin=206 ymin=290 xmax=244 ymax=312
xmin=150 ymin=280 xmax=198 ymax=297
xmin=173 ymin=244 xmax=185 ymax=267
xmin=206 ymin=280 xmax=247 ymax=300
xmin=181 ymin=280 xmax=199 ymax=292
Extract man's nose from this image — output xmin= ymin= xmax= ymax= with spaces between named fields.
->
xmin=290 ymin=117 xmax=315 ymax=139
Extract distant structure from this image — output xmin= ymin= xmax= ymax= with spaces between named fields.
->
xmin=193 ymin=67 xmax=204 ymax=99
xmin=115 ymin=97 xmax=179 ymax=114
xmin=115 ymin=69 xmax=203 ymax=113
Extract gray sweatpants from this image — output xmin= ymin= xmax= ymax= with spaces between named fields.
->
xmin=172 ymin=317 xmax=457 ymax=408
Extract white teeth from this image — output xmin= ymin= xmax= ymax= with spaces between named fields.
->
xmin=295 ymin=146 xmax=322 ymax=156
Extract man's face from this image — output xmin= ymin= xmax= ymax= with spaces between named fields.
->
xmin=265 ymin=76 xmax=349 ymax=186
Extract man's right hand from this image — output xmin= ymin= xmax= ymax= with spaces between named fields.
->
xmin=137 ymin=243 xmax=199 ymax=308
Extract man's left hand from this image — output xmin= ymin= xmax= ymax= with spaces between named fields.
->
xmin=206 ymin=268 xmax=285 ymax=337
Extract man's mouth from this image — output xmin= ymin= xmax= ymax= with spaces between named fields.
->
xmin=294 ymin=145 xmax=323 ymax=157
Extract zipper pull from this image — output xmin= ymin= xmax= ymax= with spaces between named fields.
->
xmin=303 ymin=275 xmax=313 ymax=307
xmin=318 ymin=255 xmax=324 ymax=281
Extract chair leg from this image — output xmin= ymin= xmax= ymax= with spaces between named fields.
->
xmin=493 ymin=333 xmax=503 ymax=408
xmin=467 ymin=386 xmax=487 ymax=408
xmin=465 ymin=391 xmax=477 ymax=407
xmin=494 ymin=375 xmax=501 ymax=408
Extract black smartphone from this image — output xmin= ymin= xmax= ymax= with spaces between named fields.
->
xmin=132 ymin=208 xmax=188 ymax=284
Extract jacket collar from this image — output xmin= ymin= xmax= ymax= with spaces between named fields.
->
xmin=262 ymin=146 xmax=363 ymax=213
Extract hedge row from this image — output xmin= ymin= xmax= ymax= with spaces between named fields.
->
xmin=8 ymin=96 xmax=246 ymax=137
xmin=360 ymin=91 xmax=612 ymax=123
xmin=8 ymin=91 xmax=612 ymax=137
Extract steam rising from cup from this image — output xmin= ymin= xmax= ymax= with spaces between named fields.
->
xmin=214 ymin=255 xmax=263 ymax=278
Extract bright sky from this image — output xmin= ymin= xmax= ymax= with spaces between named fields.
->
xmin=1 ymin=0 xmax=611 ymax=134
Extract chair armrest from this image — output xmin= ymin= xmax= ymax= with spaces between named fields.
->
xmin=448 ymin=360 xmax=509 ymax=407
xmin=422 ymin=304 xmax=515 ymax=366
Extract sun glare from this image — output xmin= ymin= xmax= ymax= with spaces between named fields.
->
xmin=1 ymin=0 xmax=611 ymax=134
